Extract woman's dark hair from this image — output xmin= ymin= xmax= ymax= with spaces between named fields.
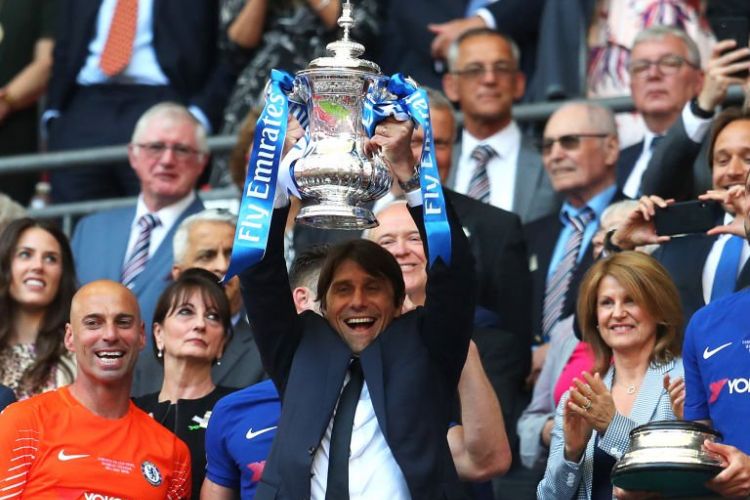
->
xmin=577 ymin=251 xmax=683 ymax=375
xmin=151 ymin=268 xmax=232 ymax=361
xmin=0 ymin=218 xmax=77 ymax=394
xmin=316 ymin=239 xmax=405 ymax=312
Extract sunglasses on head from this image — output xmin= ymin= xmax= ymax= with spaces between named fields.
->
xmin=537 ymin=133 xmax=609 ymax=156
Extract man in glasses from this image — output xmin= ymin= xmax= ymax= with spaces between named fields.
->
xmin=640 ymin=29 xmax=750 ymax=201
xmin=442 ymin=28 xmax=559 ymax=224
xmin=70 ymin=102 xmax=207 ymax=396
xmin=617 ymin=26 xmax=705 ymax=199
xmin=524 ymin=102 xmax=624 ymax=379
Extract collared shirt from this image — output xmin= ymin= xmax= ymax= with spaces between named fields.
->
xmin=310 ymin=378 xmax=409 ymax=499
xmin=547 ymin=185 xmax=617 ymax=278
xmin=77 ymin=0 xmax=169 ymax=86
xmin=454 ymin=122 xmax=522 ymax=212
xmin=702 ymin=212 xmax=750 ymax=305
xmin=622 ymin=130 xmax=662 ymax=199
xmin=122 ymin=191 xmax=196 ymax=267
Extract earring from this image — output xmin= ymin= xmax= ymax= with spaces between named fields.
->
xmin=216 ymin=357 xmax=222 ymax=366
xmin=157 ymin=349 xmax=163 ymax=358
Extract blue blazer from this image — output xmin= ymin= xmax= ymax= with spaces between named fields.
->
xmin=71 ymin=195 xmax=204 ymax=396
xmin=0 ymin=384 xmax=16 ymax=412
xmin=240 ymin=201 xmax=476 ymax=499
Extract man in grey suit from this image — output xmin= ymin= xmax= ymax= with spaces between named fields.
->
xmin=171 ymin=208 xmax=265 ymax=390
xmin=442 ymin=28 xmax=559 ymax=223
xmin=71 ymin=102 xmax=207 ymax=397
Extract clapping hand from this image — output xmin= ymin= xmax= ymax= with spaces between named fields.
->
xmin=567 ymin=372 xmax=616 ymax=434
xmin=663 ymin=374 xmax=685 ymax=420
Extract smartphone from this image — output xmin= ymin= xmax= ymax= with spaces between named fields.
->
xmin=713 ymin=17 xmax=750 ymax=79
xmin=654 ymin=200 xmax=722 ymax=236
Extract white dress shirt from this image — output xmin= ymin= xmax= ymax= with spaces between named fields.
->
xmin=122 ymin=191 xmax=196 ymax=267
xmin=702 ymin=212 xmax=750 ymax=305
xmin=454 ymin=122 xmax=521 ymax=212
xmin=310 ymin=378 xmax=410 ymax=499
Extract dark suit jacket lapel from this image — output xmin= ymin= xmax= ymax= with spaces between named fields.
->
xmin=360 ymin=340 xmax=387 ymax=437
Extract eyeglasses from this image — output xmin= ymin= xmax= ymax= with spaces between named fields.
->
xmin=134 ymin=142 xmax=204 ymax=161
xmin=627 ymin=54 xmax=698 ymax=78
xmin=452 ymin=62 xmax=516 ymax=80
xmin=538 ymin=134 xmax=609 ymax=156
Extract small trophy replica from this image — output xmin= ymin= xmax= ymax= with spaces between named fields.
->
xmin=289 ymin=1 xmax=393 ymax=229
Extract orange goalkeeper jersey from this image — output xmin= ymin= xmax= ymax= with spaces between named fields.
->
xmin=0 ymin=386 xmax=191 ymax=499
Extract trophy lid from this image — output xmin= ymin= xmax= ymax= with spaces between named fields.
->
xmin=306 ymin=1 xmax=381 ymax=74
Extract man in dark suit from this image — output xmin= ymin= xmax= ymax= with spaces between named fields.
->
xmin=376 ymin=0 xmax=544 ymax=90
xmin=240 ymin=117 xmax=476 ymax=498
xmin=640 ymin=36 xmax=750 ymax=201
xmin=609 ymin=107 xmax=750 ymax=323
xmin=616 ymin=26 xmax=704 ymax=198
xmin=524 ymin=102 xmax=623 ymax=376
xmin=170 ymin=208 xmax=265 ymax=392
xmin=44 ymin=0 xmax=244 ymax=202
xmin=71 ymin=102 xmax=207 ymax=397
xmin=442 ymin=28 xmax=559 ymax=224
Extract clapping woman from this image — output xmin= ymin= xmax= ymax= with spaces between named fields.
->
xmin=135 ymin=268 xmax=235 ymax=500
xmin=537 ymin=251 xmax=684 ymax=499
xmin=0 ymin=218 xmax=76 ymax=400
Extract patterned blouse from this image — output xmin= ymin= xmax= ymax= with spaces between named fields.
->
xmin=0 ymin=344 xmax=70 ymax=400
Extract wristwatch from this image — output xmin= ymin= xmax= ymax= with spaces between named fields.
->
xmin=690 ymin=97 xmax=714 ymax=119
xmin=397 ymin=164 xmax=421 ymax=193
xmin=603 ymin=228 xmax=624 ymax=256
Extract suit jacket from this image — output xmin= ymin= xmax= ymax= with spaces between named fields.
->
xmin=240 ymin=201 xmax=476 ymax=499
xmin=640 ymin=114 xmax=712 ymax=201
xmin=0 ymin=384 xmax=16 ymax=412
xmin=652 ymin=234 xmax=750 ymax=323
xmin=615 ymin=141 xmax=642 ymax=192
xmin=537 ymin=358 xmax=684 ymax=499
xmin=448 ymin=134 xmax=561 ymax=224
xmin=212 ymin=314 xmax=265 ymax=389
xmin=70 ymin=195 xmax=205 ymax=397
xmin=47 ymin=0 xmax=245 ymax=130
xmin=524 ymin=190 xmax=627 ymax=341
xmin=376 ymin=0 xmax=544 ymax=90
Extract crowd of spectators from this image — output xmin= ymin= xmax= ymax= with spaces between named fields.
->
xmin=1 ymin=1 xmax=750 ymax=499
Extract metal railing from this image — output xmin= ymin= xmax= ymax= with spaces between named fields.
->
xmin=1 ymin=87 xmax=745 ymax=233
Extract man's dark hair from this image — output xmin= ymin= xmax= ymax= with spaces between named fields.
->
xmin=707 ymin=106 xmax=750 ymax=170
xmin=289 ymin=244 xmax=331 ymax=290
xmin=316 ymin=239 xmax=406 ymax=311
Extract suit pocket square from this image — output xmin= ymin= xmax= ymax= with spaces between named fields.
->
xmin=529 ymin=254 xmax=538 ymax=272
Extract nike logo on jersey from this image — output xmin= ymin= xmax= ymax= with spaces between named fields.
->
xmin=58 ymin=450 xmax=90 ymax=461
xmin=703 ymin=342 xmax=733 ymax=360
xmin=246 ymin=426 xmax=277 ymax=440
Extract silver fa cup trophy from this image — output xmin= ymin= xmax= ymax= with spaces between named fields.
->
xmin=289 ymin=1 xmax=393 ymax=229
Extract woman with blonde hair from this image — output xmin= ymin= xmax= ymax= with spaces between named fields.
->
xmin=538 ymin=251 xmax=684 ymax=499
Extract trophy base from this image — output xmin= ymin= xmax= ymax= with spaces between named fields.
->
xmin=296 ymin=203 xmax=378 ymax=230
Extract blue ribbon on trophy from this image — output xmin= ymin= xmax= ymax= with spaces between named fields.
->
xmin=227 ymin=69 xmax=452 ymax=280
xmin=363 ymin=73 xmax=452 ymax=267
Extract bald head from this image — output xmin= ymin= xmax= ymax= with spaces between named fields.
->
xmin=65 ymin=280 xmax=145 ymax=389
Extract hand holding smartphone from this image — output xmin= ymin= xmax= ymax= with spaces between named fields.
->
xmin=713 ymin=17 xmax=750 ymax=80
xmin=654 ymin=200 xmax=722 ymax=236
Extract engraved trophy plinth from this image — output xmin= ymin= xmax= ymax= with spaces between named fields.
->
xmin=290 ymin=1 xmax=393 ymax=229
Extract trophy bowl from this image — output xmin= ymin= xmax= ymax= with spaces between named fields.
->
xmin=289 ymin=1 xmax=394 ymax=230
xmin=611 ymin=420 xmax=723 ymax=497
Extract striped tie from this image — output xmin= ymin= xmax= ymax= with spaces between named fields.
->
xmin=467 ymin=144 xmax=496 ymax=203
xmin=121 ymin=213 xmax=160 ymax=289
xmin=541 ymin=209 xmax=595 ymax=342
xmin=100 ymin=0 xmax=139 ymax=76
